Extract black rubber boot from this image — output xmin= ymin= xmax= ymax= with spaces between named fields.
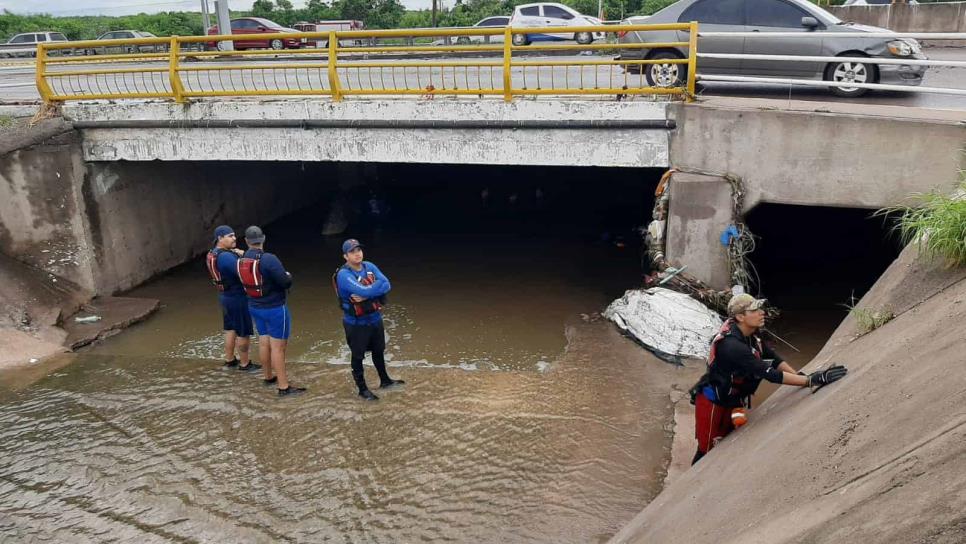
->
xmin=373 ymin=351 xmax=403 ymax=388
xmin=223 ymin=357 xmax=239 ymax=368
xmin=359 ymin=389 xmax=379 ymax=401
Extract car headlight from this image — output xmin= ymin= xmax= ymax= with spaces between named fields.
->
xmin=887 ymin=39 xmax=913 ymax=57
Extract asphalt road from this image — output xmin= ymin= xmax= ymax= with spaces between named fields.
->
xmin=1 ymin=48 xmax=964 ymax=110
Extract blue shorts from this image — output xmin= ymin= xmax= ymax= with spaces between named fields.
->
xmin=219 ymin=294 xmax=253 ymax=337
xmin=249 ymin=304 xmax=292 ymax=340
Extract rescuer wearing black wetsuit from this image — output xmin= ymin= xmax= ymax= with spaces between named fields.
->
xmin=691 ymin=294 xmax=848 ymax=464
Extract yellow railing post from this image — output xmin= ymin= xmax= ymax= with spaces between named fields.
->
xmin=686 ymin=21 xmax=698 ymax=101
xmin=503 ymin=27 xmax=513 ymax=102
xmin=168 ymin=36 xmax=186 ymax=103
xmin=35 ymin=44 xmax=56 ymax=103
xmin=328 ymin=32 xmax=342 ymax=101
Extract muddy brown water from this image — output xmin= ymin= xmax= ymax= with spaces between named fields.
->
xmin=0 ymin=196 xmax=709 ymax=542
xmin=0 ymin=177 xmax=864 ymax=542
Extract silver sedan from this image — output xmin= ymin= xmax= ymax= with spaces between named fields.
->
xmin=618 ymin=0 xmax=926 ymax=97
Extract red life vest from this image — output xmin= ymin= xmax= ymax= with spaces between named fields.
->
xmin=332 ymin=264 xmax=384 ymax=317
xmin=237 ymin=253 xmax=265 ymax=298
xmin=206 ymin=248 xmax=225 ymax=292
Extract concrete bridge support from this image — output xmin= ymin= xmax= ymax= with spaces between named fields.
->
xmin=664 ymin=173 xmax=735 ymax=290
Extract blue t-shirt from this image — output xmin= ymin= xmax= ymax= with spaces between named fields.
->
xmin=214 ymin=249 xmax=245 ymax=298
xmin=242 ymin=249 xmax=292 ymax=309
xmin=336 ymin=261 xmax=391 ymax=325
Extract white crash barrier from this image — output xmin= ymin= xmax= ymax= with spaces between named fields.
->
xmin=604 ymin=287 xmax=722 ymax=361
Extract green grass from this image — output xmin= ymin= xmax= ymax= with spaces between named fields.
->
xmin=876 ymin=177 xmax=966 ymax=267
xmin=847 ymin=304 xmax=895 ymax=336
xmin=0 ymin=116 xmax=14 ymax=129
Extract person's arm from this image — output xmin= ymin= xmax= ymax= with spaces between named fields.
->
xmin=263 ymin=255 xmax=292 ymax=290
xmin=718 ymin=340 xmax=789 ymax=385
xmin=218 ymin=252 xmax=239 ymax=279
xmin=338 ymin=268 xmax=384 ymax=298
xmin=365 ymin=262 xmax=391 ymax=297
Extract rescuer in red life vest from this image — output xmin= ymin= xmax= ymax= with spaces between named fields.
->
xmin=690 ymin=293 xmax=848 ymax=465
xmin=334 ymin=238 xmax=404 ymax=401
xmin=206 ymin=225 xmax=259 ymax=373
xmin=239 ymin=225 xmax=305 ymax=397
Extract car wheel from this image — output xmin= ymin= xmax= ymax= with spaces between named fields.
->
xmin=456 ymin=36 xmax=471 ymax=45
xmin=512 ymin=33 xmax=530 ymax=46
xmin=645 ymin=51 xmax=687 ymax=88
xmin=575 ymin=32 xmax=593 ymax=45
xmin=825 ymin=59 xmax=874 ymax=97
xmin=270 ymin=39 xmax=284 ymax=50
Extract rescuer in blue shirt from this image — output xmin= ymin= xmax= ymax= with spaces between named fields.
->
xmin=335 ymin=238 xmax=405 ymax=401
xmin=206 ymin=225 xmax=259 ymax=373
xmin=240 ymin=225 xmax=305 ymax=397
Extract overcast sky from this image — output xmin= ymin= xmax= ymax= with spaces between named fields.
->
xmin=0 ymin=0 xmax=443 ymax=16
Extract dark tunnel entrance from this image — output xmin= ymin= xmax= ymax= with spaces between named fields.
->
xmin=108 ymin=162 xmax=663 ymax=371
xmin=743 ymin=203 xmax=903 ymax=369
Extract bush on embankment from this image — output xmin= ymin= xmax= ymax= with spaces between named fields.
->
xmin=878 ymin=178 xmax=966 ymax=268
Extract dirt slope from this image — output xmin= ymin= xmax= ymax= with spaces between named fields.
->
xmin=610 ymin=243 xmax=966 ymax=544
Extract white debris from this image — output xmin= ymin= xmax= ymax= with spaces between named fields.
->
xmin=604 ymin=287 xmax=722 ymax=360
xmin=73 ymin=315 xmax=102 ymax=324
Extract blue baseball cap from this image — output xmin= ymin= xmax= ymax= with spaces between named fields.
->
xmin=212 ymin=225 xmax=233 ymax=244
xmin=342 ymin=238 xmax=363 ymax=254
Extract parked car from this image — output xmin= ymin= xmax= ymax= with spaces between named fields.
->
xmin=433 ymin=16 xmax=511 ymax=45
xmin=509 ymin=3 xmax=605 ymax=46
xmin=292 ymin=20 xmax=366 ymax=48
xmin=617 ymin=0 xmax=926 ymax=97
xmin=85 ymin=30 xmax=167 ymax=55
xmin=0 ymin=31 xmax=69 ymax=58
xmin=206 ymin=17 xmax=301 ymax=50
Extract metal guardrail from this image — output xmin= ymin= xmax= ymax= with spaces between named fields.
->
xmin=35 ymin=24 xmax=697 ymax=103
xmin=696 ymin=31 xmax=966 ymax=96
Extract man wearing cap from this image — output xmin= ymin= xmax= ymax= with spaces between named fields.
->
xmin=690 ymin=293 xmax=848 ymax=464
xmin=241 ymin=225 xmax=305 ymax=397
xmin=335 ymin=238 xmax=404 ymax=401
xmin=208 ymin=226 xmax=259 ymax=372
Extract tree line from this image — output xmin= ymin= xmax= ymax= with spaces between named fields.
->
xmin=1 ymin=0 xmax=959 ymax=42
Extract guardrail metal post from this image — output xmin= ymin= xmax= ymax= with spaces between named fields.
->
xmin=35 ymin=44 xmax=55 ymax=104
xmin=503 ymin=27 xmax=513 ymax=102
xmin=686 ymin=21 xmax=698 ymax=101
xmin=328 ymin=32 xmax=342 ymax=101
xmin=169 ymin=36 xmax=186 ymax=103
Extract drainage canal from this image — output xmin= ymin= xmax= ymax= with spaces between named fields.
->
xmin=1 ymin=163 xmax=693 ymax=543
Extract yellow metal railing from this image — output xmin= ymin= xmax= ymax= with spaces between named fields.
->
xmin=36 ymin=23 xmax=697 ymax=103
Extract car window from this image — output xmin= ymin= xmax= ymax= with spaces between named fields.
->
xmin=231 ymin=20 xmax=248 ymax=30
xmin=746 ymin=0 xmax=810 ymax=27
xmin=10 ymin=34 xmax=31 ymax=43
xmin=479 ymin=17 xmax=508 ymax=26
xmin=520 ymin=6 xmax=540 ymax=16
xmin=36 ymin=34 xmax=47 ymax=42
xmin=543 ymin=5 xmax=575 ymax=19
xmin=679 ymin=0 xmax=745 ymax=25
xmin=51 ymin=33 xmax=68 ymax=41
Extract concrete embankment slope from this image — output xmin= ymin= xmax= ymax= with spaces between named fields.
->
xmin=610 ymin=243 xmax=966 ymax=544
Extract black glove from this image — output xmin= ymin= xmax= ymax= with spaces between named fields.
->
xmin=806 ymin=364 xmax=848 ymax=392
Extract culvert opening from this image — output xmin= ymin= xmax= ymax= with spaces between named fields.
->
xmin=743 ymin=203 xmax=902 ymax=368
xmin=106 ymin=162 xmax=663 ymax=370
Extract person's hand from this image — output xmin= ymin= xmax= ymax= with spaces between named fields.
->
xmin=232 ymin=249 xmax=244 ymax=256
xmin=806 ymin=364 xmax=848 ymax=392
xmin=350 ymin=295 xmax=366 ymax=303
